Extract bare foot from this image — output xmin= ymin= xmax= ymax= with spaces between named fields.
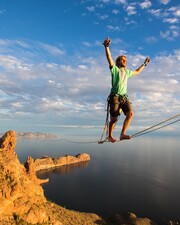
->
xmin=108 ymin=136 xmax=117 ymax=143
xmin=120 ymin=134 xmax=131 ymax=141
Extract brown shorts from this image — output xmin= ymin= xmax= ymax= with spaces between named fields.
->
xmin=108 ymin=94 xmax=132 ymax=117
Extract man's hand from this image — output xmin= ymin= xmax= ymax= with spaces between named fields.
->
xmin=143 ymin=57 xmax=150 ymax=66
xmin=103 ymin=37 xmax=111 ymax=47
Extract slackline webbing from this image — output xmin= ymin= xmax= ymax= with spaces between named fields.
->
xmin=51 ymin=114 xmax=180 ymax=144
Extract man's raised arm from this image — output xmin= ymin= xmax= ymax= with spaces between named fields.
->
xmin=132 ymin=57 xmax=150 ymax=76
xmin=103 ymin=37 xmax=114 ymax=68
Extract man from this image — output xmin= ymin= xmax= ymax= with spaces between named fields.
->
xmin=103 ymin=37 xmax=150 ymax=142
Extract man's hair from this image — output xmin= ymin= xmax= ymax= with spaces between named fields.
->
xmin=115 ymin=55 xmax=127 ymax=67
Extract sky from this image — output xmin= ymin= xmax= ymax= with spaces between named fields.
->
xmin=0 ymin=0 xmax=179 ymax=137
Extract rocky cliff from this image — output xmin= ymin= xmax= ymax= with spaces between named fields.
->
xmin=27 ymin=153 xmax=90 ymax=172
xmin=0 ymin=130 xmax=104 ymax=224
xmin=0 ymin=130 xmax=157 ymax=225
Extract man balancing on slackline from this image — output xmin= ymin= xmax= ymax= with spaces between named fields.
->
xmin=103 ymin=37 xmax=150 ymax=142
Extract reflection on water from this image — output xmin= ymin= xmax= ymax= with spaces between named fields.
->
xmin=37 ymin=161 xmax=89 ymax=177
xmin=16 ymin=135 xmax=180 ymax=224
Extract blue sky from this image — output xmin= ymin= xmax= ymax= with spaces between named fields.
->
xmin=0 ymin=0 xmax=179 ymax=136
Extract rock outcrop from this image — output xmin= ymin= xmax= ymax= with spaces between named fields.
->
xmin=0 ymin=130 xmax=158 ymax=225
xmin=24 ymin=153 xmax=90 ymax=184
xmin=0 ymin=130 xmax=103 ymax=224
xmin=28 ymin=153 xmax=90 ymax=171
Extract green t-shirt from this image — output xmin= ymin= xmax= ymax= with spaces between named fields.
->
xmin=110 ymin=64 xmax=133 ymax=96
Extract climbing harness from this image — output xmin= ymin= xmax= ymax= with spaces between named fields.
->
xmin=98 ymin=94 xmax=128 ymax=144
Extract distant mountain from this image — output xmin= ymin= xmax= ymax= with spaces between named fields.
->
xmin=0 ymin=132 xmax=57 ymax=139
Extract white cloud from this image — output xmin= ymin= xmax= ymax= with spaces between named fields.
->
xmin=0 ymin=55 xmax=31 ymax=72
xmin=149 ymin=9 xmax=162 ymax=17
xmin=126 ymin=5 xmax=137 ymax=15
xmin=168 ymin=6 xmax=180 ymax=17
xmin=0 ymin=38 xmax=179 ymax=134
xmin=82 ymin=41 xmax=92 ymax=47
xmin=106 ymin=25 xmax=120 ymax=31
xmin=145 ymin=36 xmax=158 ymax=44
xmin=139 ymin=0 xmax=152 ymax=9
xmin=163 ymin=17 xmax=179 ymax=23
xmin=112 ymin=9 xmax=119 ymax=14
xmin=78 ymin=65 xmax=88 ymax=70
xmin=114 ymin=0 xmax=127 ymax=5
xmin=160 ymin=25 xmax=179 ymax=40
xmin=174 ymin=9 xmax=180 ymax=17
xmin=40 ymin=43 xmax=64 ymax=56
xmin=159 ymin=0 xmax=171 ymax=5
xmin=99 ymin=14 xmax=109 ymax=20
xmin=149 ymin=5 xmax=180 ymax=21
xmin=112 ymin=38 xmax=124 ymax=45
xmin=169 ymin=79 xmax=178 ymax=84
xmin=87 ymin=6 xmax=95 ymax=12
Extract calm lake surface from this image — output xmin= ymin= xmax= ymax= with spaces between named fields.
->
xmin=16 ymin=134 xmax=180 ymax=224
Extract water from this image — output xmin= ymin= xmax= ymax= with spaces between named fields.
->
xmin=16 ymin=135 xmax=180 ymax=224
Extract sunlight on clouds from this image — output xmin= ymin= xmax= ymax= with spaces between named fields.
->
xmin=0 ymin=55 xmax=25 ymax=71
xmin=17 ymin=65 xmax=30 ymax=71
xmin=11 ymin=102 xmax=23 ymax=108
xmin=0 ymin=38 xmax=179 ymax=132
xmin=168 ymin=79 xmax=178 ymax=84
xmin=174 ymin=9 xmax=180 ymax=17
xmin=0 ymin=0 xmax=179 ymax=134
xmin=41 ymin=98 xmax=63 ymax=111
xmin=78 ymin=65 xmax=88 ymax=70
xmin=46 ymin=63 xmax=58 ymax=69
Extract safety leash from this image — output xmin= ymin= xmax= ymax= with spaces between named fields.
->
xmin=98 ymin=99 xmax=110 ymax=144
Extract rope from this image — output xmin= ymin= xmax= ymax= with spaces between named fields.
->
xmin=131 ymin=118 xmax=180 ymax=138
xmin=131 ymin=114 xmax=180 ymax=138
xmin=98 ymin=100 xmax=110 ymax=144
xmin=52 ymin=138 xmax=98 ymax=144
xmin=51 ymin=114 xmax=180 ymax=144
